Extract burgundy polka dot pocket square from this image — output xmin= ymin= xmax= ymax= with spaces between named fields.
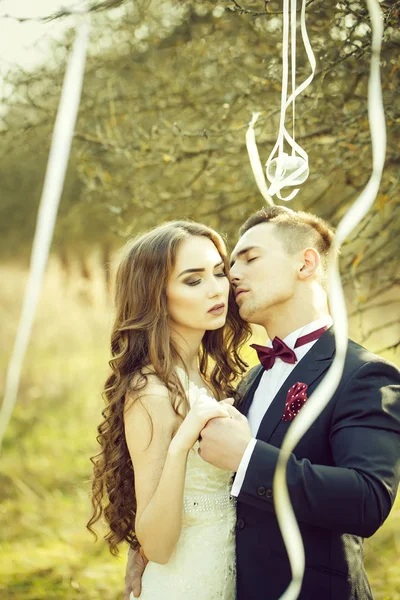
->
xmin=282 ymin=382 xmax=309 ymax=421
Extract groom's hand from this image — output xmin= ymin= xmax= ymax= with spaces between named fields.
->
xmin=123 ymin=546 xmax=148 ymax=599
xmin=198 ymin=401 xmax=252 ymax=471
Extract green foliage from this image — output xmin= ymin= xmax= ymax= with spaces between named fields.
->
xmin=0 ymin=263 xmax=399 ymax=599
xmin=0 ymin=0 xmax=399 ymax=348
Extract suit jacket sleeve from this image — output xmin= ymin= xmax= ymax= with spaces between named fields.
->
xmin=237 ymin=359 xmax=400 ymax=537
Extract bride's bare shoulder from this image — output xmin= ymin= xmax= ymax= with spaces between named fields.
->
xmin=131 ymin=365 xmax=165 ymax=388
xmin=125 ymin=366 xmax=179 ymax=420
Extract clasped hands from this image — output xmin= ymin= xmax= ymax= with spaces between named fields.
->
xmin=198 ymin=398 xmax=253 ymax=473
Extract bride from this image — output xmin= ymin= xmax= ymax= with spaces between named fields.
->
xmin=87 ymin=221 xmax=250 ymax=599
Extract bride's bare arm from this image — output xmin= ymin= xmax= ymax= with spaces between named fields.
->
xmin=124 ymin=379 xmax=229 ymax=565
xmin=124 ymin=380 xmax=187 ymax=565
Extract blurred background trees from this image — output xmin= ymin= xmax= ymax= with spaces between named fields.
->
xmin=0 ymin=0 xmax=399 ymax=353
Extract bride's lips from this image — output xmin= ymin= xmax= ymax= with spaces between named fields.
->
xmin=208 ymin=303 xmax=225 ymax=315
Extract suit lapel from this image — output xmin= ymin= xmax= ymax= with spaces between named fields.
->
xmin=237 ymin=365 xmax=264 ymax=416
xmin=256 ymin=328 xmax=336 ymax=442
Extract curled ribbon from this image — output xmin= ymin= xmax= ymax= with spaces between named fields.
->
xmin=265 ymin=0 xmax=316 ymax=201
xmin=273 ymin=2 xmax=387 ymax=599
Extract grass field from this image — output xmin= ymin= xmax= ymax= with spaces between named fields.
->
xmin=0 ymin=262 xmax=399 ymax=599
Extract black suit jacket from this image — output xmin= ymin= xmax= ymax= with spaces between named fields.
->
xmin=235 ymin=329 xmax=400 ymax=600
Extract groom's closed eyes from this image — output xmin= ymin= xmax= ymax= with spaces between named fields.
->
xmin=229 ymin=245 xmax=263 ymax=268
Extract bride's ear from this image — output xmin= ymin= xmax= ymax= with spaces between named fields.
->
xmin=298 ymin=248 xmax=320 ymax=280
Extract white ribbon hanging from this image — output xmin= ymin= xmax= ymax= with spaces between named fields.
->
xmin=0 ymin=17 xmax=90 ymax=452
xmin=273 ymin=1 xmax=386 ymax=599
xmin=245 ymin=112 xmax=275 ymax=206
xmin=265 ymin=0 xmax=316 ymax=200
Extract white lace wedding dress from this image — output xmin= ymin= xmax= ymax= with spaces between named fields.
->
xmin=132 ymin=368 xmax=236 ymax=600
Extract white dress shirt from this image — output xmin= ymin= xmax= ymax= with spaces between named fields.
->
xmin=231 ymin=316 xmax=333 ymax=497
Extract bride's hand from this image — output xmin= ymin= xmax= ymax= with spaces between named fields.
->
xmin=171 ymin=395 xmax=230 ymax=453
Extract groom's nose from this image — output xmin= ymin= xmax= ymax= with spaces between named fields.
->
xmin=229 ymin=264 xmax=241 ymax=284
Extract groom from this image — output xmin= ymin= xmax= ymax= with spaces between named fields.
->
xmin=124 ymin=206 xmax=400 ymax=600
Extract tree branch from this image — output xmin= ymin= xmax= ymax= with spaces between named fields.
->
xmin=0 ymin=0 xmax=130 ymax=23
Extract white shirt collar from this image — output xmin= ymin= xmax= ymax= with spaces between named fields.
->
xmin=267 ymin=315 xmax=333 ymax=349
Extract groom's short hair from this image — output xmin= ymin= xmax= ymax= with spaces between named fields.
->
xmin=239 ymin=206 xmax=335 ymax=282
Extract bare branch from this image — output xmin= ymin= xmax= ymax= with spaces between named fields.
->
xmin=0 ymin=0 xmax=130 ymax=23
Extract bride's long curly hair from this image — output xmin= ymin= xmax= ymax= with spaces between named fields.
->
xmin=87 ymin=221 xmax=251 ymax=555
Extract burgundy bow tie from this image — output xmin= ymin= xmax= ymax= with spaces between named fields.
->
xmin=251 ymin=337 xmax=295 ymax=371
xmin=250 ymin=326 xmax=328 ymax=371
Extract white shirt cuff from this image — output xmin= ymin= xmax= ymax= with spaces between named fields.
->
xmin=230 ymin=438 xmax=257 ymax=497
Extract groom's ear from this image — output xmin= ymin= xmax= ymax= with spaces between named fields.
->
xmin=298 ymin=247 xmax=320 ymax=280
